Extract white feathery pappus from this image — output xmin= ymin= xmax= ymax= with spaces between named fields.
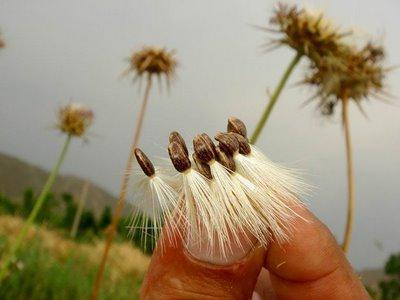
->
xmin=128 ymin=118 xmax=309 ymax=257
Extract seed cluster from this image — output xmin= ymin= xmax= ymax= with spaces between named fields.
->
xmin=131 ymin=117 xmax=308 ymax=254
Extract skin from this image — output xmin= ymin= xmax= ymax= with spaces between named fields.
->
xmin=141 ymin=206 xmax=370 ymax=299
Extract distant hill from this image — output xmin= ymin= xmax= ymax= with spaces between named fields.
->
xmin=0 ymin=152 xmax=117 ymax=216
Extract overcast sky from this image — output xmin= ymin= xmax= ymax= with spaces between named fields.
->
xmin=1 ymin=0 xmax=399 ymax=270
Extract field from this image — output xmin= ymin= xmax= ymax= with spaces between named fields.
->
xmin=0 ymin=214 xmax=149 ymax=299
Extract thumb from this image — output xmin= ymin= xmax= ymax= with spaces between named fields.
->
xmin=140 ymin=228 xmax=265 ymax=299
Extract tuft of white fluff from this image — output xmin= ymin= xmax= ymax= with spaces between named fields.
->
xmin=128 ymin=167 xmax=181 ymax=251
xmin=128 ymin=145 xmax=310 ymax=255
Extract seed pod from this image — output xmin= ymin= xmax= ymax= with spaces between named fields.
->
xmin=193 ymin=134 xmax=216 ymax=163
xmin=168 ymin=141 xmax=191 ymax=172
xmin=169 ymin=131 xmax=188 ymax=156
xmin=227 ymin=117 xmax=247 ymax=138
xmin=215 ymin=146 xmax=236 ymax=172
xmin=134 ymin=148 xmax=155 ymax=177
xmin=192 ymin=153 xmax=213 ymax=180
xmin=230 ymin=133 xmax=251 ymax=155
xmin=214 ymin=132 xmax=239 ymax=155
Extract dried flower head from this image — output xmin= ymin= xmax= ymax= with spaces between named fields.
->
xmin=268 ymin=4 xmax=347 ymax=64
xmin=58 ymin=103 xmax=94 ymax=137
xmin=125 ymin=46 xmax=177 ymax=85
xmin=304 ymin=42 xmax=387 ymax=115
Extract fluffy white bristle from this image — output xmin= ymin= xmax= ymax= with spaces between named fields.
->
xmin=128 ymin=167 xmax=181 ymax=251
xmin=128 ymin=135 xmax=310 ymax=256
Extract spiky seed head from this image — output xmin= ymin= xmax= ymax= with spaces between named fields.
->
xmin=193 ymin=134 xmax=217 ymax=163
xmin=169 ymin=131 xmax=188 ymax=156
xmin=128 ymin=46 xmax=177 ymax=80
xmin=304 ymin=41 xmax=387 ymax=115
xmin=134 ymin=148 xmax=155 ymax=177
xmin=58 ymin=103 xmax=93 ymax=137
xmin=227 ymin=117 xmax=247 ymax=138
xmin=269 ymin=4 xmax=346 ymax=64
xmin=168 ymin=141 xmax=191 ymax=173
xmin=192 ymin=153 xmax=213 ymax=180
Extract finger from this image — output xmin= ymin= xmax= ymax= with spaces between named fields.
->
xmin=141 ymin=228 xmax=266 ymax=299
xmin=264 ymin=205 xmax=370 ymax=299
xmin=253 ymin=268 xmax=276 ymax=299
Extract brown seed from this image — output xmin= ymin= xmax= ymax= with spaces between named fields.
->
xmin=193 ymin=134 xmax=216 ymax=163
xmin=214 ymin=132 xmax=239 ymax=155
xmin=227 ymin=117 xmax=247 ymax=138
xmin=230 ymin=133 xmax=251 ymax=155
xmin=169 ymin=131 xmax=188 ymax=156
xmin=192 ymin=153 xmax=213 ymax=180
xmin=134 ymin=148 xmax=155 ymax=177
xmin=168 ymin=141 xmax=191 ymax=173
xmin=215 ymin=146 xmax=236 ymax=172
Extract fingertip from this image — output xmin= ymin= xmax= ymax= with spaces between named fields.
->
xmin=264 ymin=206 xmax=369 ymax=299
xmin=266 ymin=206 xmax=345 ymax=281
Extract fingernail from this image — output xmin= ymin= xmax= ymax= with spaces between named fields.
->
xmin=186 ymin=227 xmax=257 ymax=266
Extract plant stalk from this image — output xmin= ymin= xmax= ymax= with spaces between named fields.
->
xmin=250 ymin=51 xmax=302 ymax=144
xmin=91 ymin=74 xmax=153 ymax=299
xmin=0 ymin=134 xmax=72 ymax=281
xmin=341 ymin=97 xmax=355 ymax=253
xmin=70 ymin=181 xmax=90 ymax=239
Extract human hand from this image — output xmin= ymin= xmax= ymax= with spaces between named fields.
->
xmin=141 ymin=205 xmax=370 ymax=299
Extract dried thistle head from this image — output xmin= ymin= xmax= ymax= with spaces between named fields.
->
xmin=269 ymin=4 xmax=347 ymax=64
xmin=126 ymin=46 xmax=177 ymax=84
xmin=58 ymin=103 xmax=94 ymax=137
xmin=304 ymin=42 xmax=387 ymax=115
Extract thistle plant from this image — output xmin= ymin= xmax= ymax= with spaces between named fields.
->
xmin=0 ymin=103 xmax=93 ymax=281
xmin=251 ymin=4 xmax=347 ymax=143
xmin=91 ymin=46 xmax=177 ymax=299
xmin=303 ymin=41 xmax=387 ymax=253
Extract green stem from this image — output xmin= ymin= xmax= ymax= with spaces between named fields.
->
xmin=250 ymin=51 xmax=302 ymax=144
xmin=0 ymin=135 xmax=72 ymax=281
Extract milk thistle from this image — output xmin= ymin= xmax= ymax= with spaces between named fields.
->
xmin=304 ymin=41 xmax=387 ymax=253
xmin=126 ymin=117 xmax=308 ymax=260
xmin=92 ymin=46 xmax=177 ymax=299
xmin=0 ymin=103 xmax=93 ymax=281
xmin=251 ymin=4 xmax=347 ymax=143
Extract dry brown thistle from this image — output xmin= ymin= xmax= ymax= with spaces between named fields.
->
xmin=251 ymin=3 xmax=348 ymax=143
xmin=92 ymin=46 xmax=177 ymax=299
xmin=303 ymin=40 xmax=387 ymax=253
xmin=305 ymin=42 xmax=387 ymax=115
xmin=58 ymin=103 xmax=94 ymax=137
xmin=125 ymin=46 xmax=177 ymax=88
xmin=268 ymin=3 xmax=348 ymax=64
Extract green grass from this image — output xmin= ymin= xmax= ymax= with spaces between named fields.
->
xmin=0 ymin=234 xmax=142 ymax=300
